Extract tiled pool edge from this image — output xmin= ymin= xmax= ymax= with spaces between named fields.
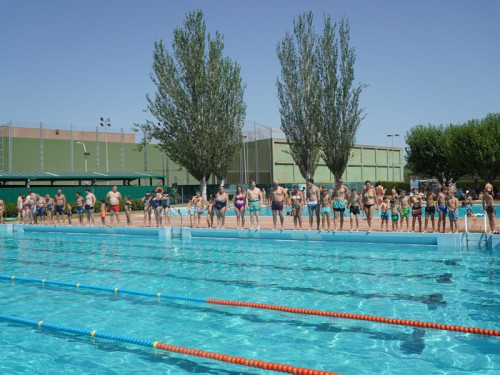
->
xmin=1 ymin=224 xmax=497 ymax=251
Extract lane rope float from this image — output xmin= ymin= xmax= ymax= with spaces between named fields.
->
xmin=1 ymin=274 xmax=498 ymax=337
xmin=0 ymin=313 xmax=340 ymax=375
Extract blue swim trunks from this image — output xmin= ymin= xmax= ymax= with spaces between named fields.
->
xmin=438 ymin=205 xmax=447 ymax=214
xmin=307 ymin=201 xmax=318 ymax=212
xmin=448 ymin=210 xmax=458 ymax=221
xmin=56 ymin=205 xmax=64 ymax=213
xmin=76 ymin=207 xmax=84 ymax=214
xmin=333 ymin=200 xmax=346 ymax=211
xmin=321 ymin=206 xmax=331 ymax=214
xmin=248 ymin=200 xmax=260 ymax=211
xmin=381 ymin=212 xmax=390 ymax=220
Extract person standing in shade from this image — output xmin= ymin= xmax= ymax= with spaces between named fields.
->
xmin=75 ymin=192 xmax=85 ymax=225
xmin=306 ymin=178 xmax=321 ymax=231
xmin=124 ymin=195 xmax=132 ymax=226
xmin=332 ymin=178 xmax=349 ymax=231
xmin=482 ymin=189 xmax=497 ymax=234
xmin=246 ymin=181 xmax=263 ymax=230
xmin=269 ymin=180 xmax=287 ymax=230
xmin=54 ymin=189 xmax=66 ymax=225
xmin=0 ymin=198 xmax=4 ymax=224
xmin=106 ymin=186 xmax=122 ymax=225
xmin=84 ymin=188 xmax=96 ymax=226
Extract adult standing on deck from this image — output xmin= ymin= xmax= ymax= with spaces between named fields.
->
xmin=332 ymin=178 xmax=349 ymax=231
xmin=246 ymin=181 xmax=262 ymax=230
xmin=233 ymin=185 xmax=246 ymax=230
xmin=289 ymin=185 xmax=303 ymax=230
xmin=106 ymin=186 xmax=122 ymax=225
xmin=306 ymin=178 xmax=321 ymax=231
xmin=0 ymin=198 xmax=4 ymax=224
xmin=482 ymin=189 xmax=497 ymax=234
xmin=75 ymin=192 xmax=85 ymax=225
xmin=362 ymin=180 xmax=376 ymax=232
xmin=437 ymin=187 xmax=449 ymax=233
xmin=54 ymin=189 xmax=66 ymax=225
xmin=375 ymin=181 xmax=386 ymax=216
xmin=214 ymin=186 xmax=229 ymax=229
xmin=84 ymin=188 xmax=96 ymax=226
xmin=269 ymin=180 xmax=287 ymax=230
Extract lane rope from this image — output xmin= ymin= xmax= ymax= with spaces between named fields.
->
xmin=0 ymin=313 xmax=339 ymax=375
xmin=1 ymin=274 xmax=498 ymax=337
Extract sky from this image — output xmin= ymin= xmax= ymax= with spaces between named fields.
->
xmin=1 ymin=0 xmax=499 ymax=149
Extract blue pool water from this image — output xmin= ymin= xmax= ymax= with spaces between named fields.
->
xmin=0 ymin=230 xmax=498 ymax=374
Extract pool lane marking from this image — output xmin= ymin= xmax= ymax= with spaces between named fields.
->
xmin=2 ymin=274 xmax=498 ymax=337
xmin=0 ymin=314 xmax=340 ymax=375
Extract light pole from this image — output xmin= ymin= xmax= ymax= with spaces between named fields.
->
xmin=76 ymin=141 xmax=90 ymax=172
xmin=100 ymin=117 xmax=111 ymax=172
xmin=387 ymin=133 xmax=400 ymax=183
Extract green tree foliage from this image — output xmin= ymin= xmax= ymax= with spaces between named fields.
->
xmin=447 ymin=113 xmax=500 ymax=181
xmin=276 ymin=12 xmax=322 ymax=180
xmin=318 ymin=16 xmax=366 ymax=180
xmin=405 ymin=124 xmax=467 ymax=183
xmin=139 ymin=11 xmax=246 ymax=197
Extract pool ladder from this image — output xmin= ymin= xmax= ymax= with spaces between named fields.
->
xmin=464 ymin=213 xmax=488 ymax=248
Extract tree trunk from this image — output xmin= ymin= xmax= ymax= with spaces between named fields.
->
xmin=200 ymin=176 xmax=207 ymax=201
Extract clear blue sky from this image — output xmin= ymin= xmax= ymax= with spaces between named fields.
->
xmin=1 ymin=0 xmax=499 ymax=149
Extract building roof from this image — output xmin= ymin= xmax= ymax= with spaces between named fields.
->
xmin=0 ymin=171 xmax=164 ymax=184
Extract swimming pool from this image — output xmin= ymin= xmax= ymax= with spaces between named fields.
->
xmin=1 ymin=228 xmax=498 ymax=374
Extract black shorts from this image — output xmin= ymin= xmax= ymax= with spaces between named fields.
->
xmin=487 ymin=206 xmax=496 ymax=216
xmin=350 ymin=206 xmax=360 ymax=215
xmin=425 ymin=206 xmax=435 ymax=214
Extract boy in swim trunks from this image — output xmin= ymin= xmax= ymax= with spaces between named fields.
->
xmin=398 ymin=190 xmax=410 ymax=232
xmin=410 ymin=188 xmax=423 ymax=232
xmin=482 ymin=189 xmax=497 ymax=234
xmin=347 ymin=188 xmax=362 ymax=231
xmin=446 ymin=189 xmax=459 ymax=233
xmin=320 ymin=186 xmax=332 ymax=231
xmin=380 ymin=196 xmax=390 ymax=231
xmin=306 ymin=178 xmax=321 ymax=231
xmin=390 ymin=199 xmax=400 ymax=232
xmin=66 ymin=203 xmax=73 ymax=225
xmin=246 ymin=181 xmax=263 ymax=230
xmin=332 ymin=178 xmax=349 ymax=231
xmin=437 ymin=187 xmax=449 ymax=233
xmin=424 ymin=188 xmax=436 ymax=233
xmin=269 ymin=180 xmax=287 ymax=230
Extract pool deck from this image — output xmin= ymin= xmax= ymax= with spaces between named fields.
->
xmin=1 ymin=211 xmax=498 ymax=251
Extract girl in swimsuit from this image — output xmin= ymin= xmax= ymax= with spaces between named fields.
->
xmin=290 ymin=185 xmax=303 ymax=230
xmin=233 ymin=184 xmax=246 ymax=229
xmin=162 ymin=193 xmax=170 ymax=227
xmin=141 ymin=193 xmax=152 ymax=227
xmin=124 ymin=195 xmax=132 ymax=226
xmin=45 ymin=194 xmax=55 ymax=224
xmin=214 ymin=186 xmax=229 ymax=229
xmin=362 ymin=180 xmax=376 ymax=232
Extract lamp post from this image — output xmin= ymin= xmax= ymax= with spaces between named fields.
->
xmin=76 ymin=141 xmax=90 ymax=172
xmin=387 ymin=133 xmax=400 ymax=183
xmin=100 ymin=117 xmax=111 ymax=172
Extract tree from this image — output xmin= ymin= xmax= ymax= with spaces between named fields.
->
xmin=276 ymin=11 xmax=322 ymax=181
xmin=318 ymin=16 xmax=366 ymax=180
xmin=139 ymin=11 xmax=246 ymax=198
xmin=405 ymin=124 xmax=466 ymax=182
xmin=447 ymin=113 xmax=500 ymax=181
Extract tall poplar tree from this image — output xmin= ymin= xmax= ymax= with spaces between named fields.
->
xmin=276 ymin=12 xmax=322 ymax=181
xmin=141 ymin=11 xmax=246 ymax=197
xmin=318 ymin=16 xmax=366 ymax=180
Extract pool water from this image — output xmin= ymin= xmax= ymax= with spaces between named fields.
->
xmin=0 ymin=231 xmax=498 ymax=374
